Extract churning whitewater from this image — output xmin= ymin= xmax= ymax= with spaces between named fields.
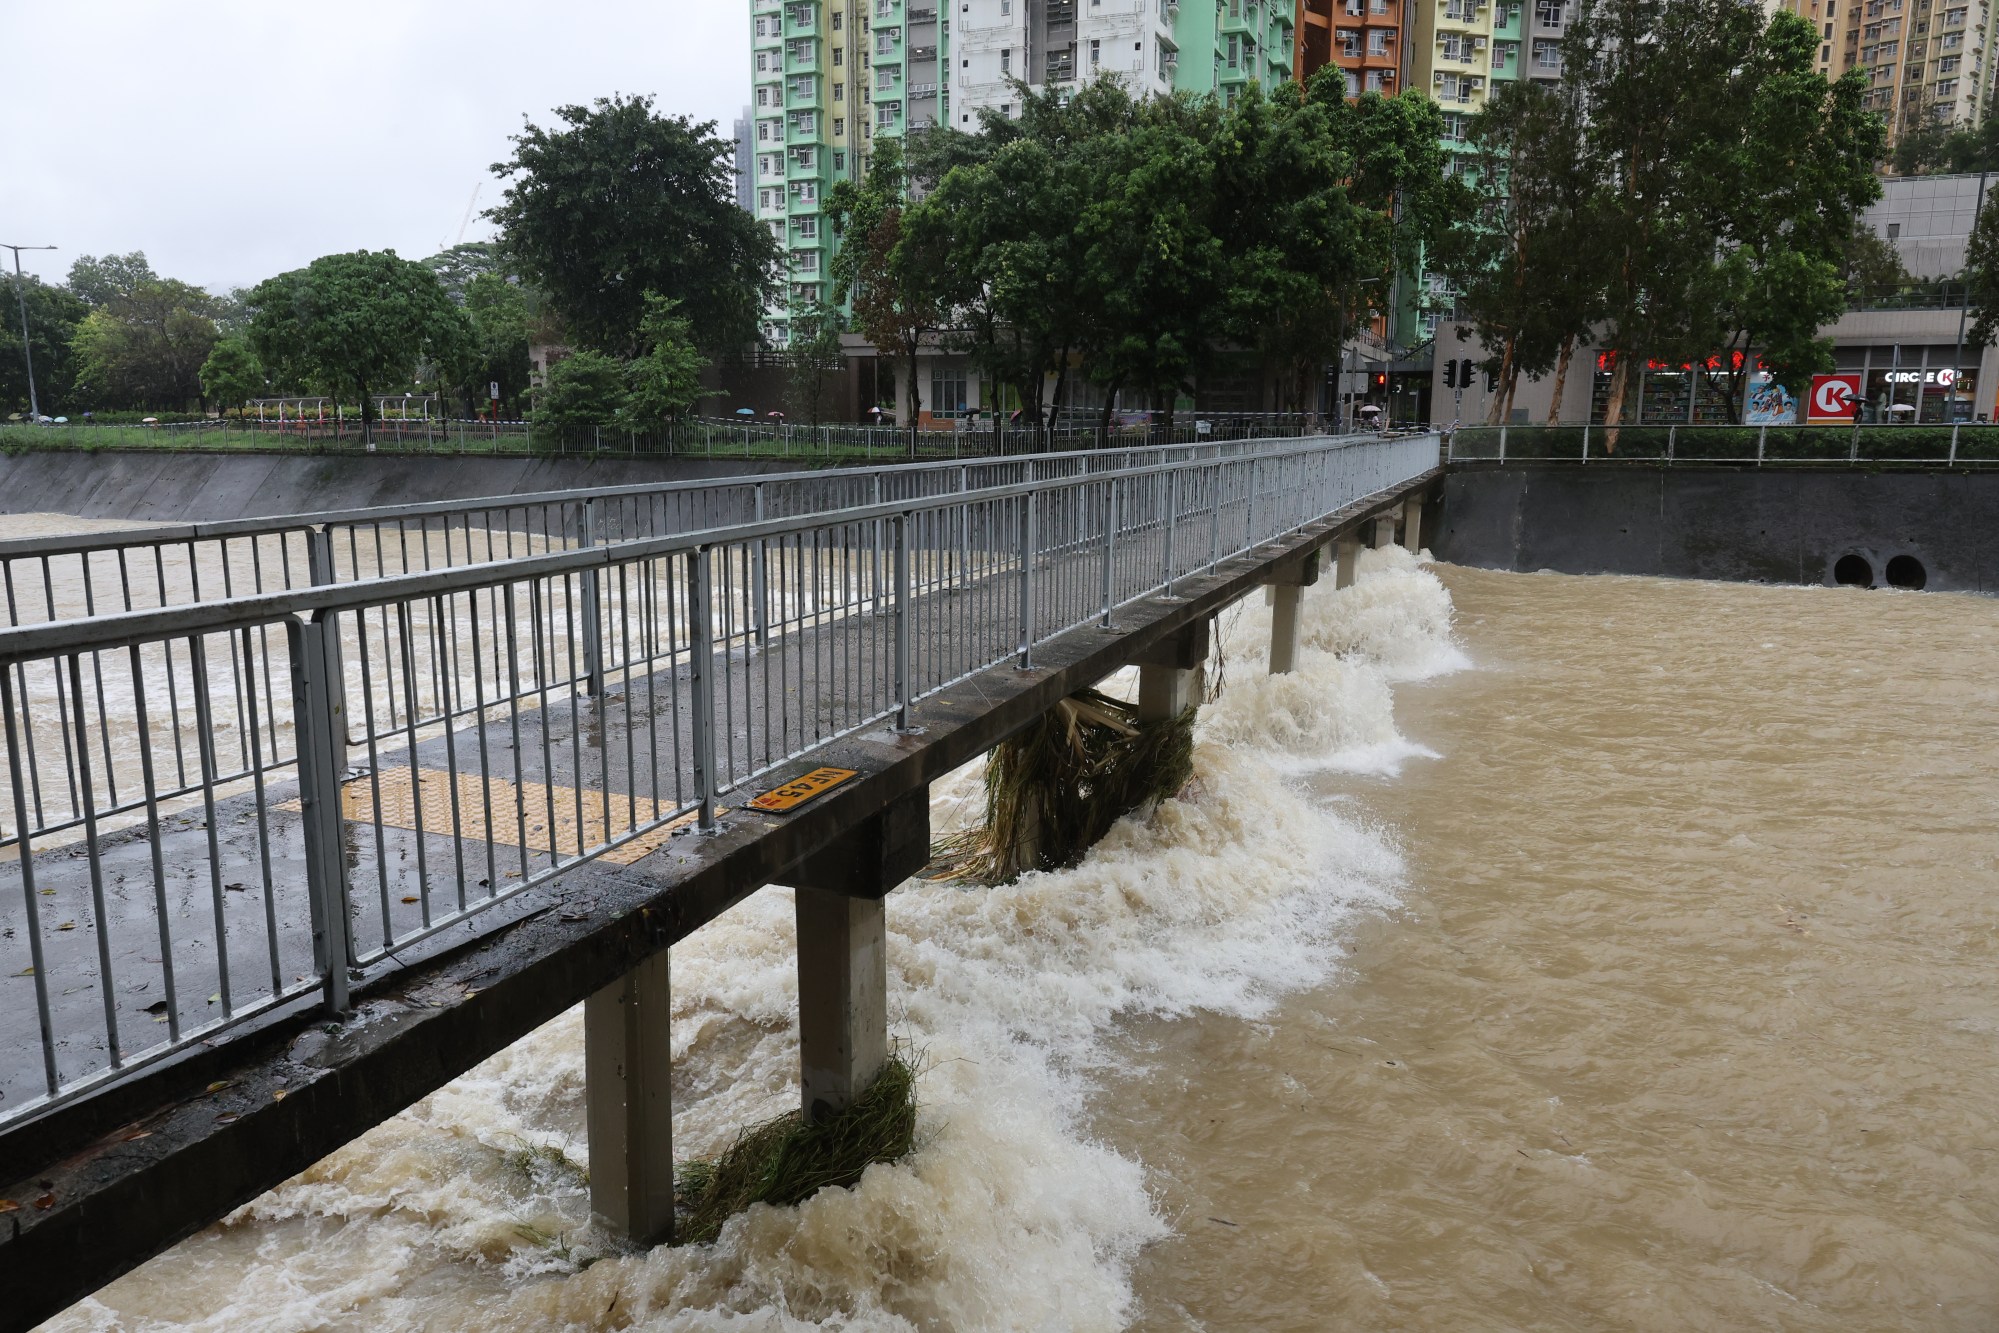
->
xmin=42 ymin=545 xmax=1461 ymax=1332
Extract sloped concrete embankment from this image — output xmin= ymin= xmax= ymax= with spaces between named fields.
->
xmin=0 ymin=450 xmax=811 ymax=525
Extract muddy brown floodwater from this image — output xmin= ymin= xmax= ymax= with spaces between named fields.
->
xmin=1106 ymin=565 xmax=1999 ymax=1331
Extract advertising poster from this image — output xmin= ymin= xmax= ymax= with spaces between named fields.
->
xmin=1743 ymin=372 xmax=1798 ymax=425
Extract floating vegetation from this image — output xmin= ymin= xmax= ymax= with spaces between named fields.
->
xmin=933 ymin=689 xmax=1198 ymax=885
xmin=673 ymin=1055 xmax=919 ymax=1246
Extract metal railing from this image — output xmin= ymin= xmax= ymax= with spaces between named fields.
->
xmin=0 ymin=432 xmax=1438 ymax=1125
xmin=0 ymin=433 xmax=1378 ymax=630
xmin=0 ymin=411 xmax=1323 ymax=461
xmin=1449 ymin=422 xmax=1999 ymax=466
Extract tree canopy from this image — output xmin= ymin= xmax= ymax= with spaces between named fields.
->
xmin=490 ymin=94 xmax=780 ymax=357
xmin=885 ymin=78 xmax=1462 ymax=441
xmin=1442 ymin=0 xmax=1882 ymax=428
xmin=71 ymin=278 xmax=222 ymax=412
xmin=246 ymin=250 xmax=473 ymax=443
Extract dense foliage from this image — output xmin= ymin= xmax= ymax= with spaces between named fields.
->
xmin=1443 ymin=1 xmax=1884 ymax=427
xmin=246 ymin=250 xmax=473 ymax=444
xmin=843 ymin=78 xmax=1464 ymax=446
xmin=489 ymin=94 xmax=780 ymax=357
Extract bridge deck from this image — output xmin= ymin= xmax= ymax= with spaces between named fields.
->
xmin=0 ymin=445 xmax=1436 ymax=1332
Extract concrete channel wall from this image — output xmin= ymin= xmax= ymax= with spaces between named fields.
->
xmin=0 ymin=450 xmax=811 ymax=525
xmin=1433 ymin=465 xmax=1999 ymax=594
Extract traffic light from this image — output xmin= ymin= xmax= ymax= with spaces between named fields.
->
xmin=1375 ymin=373 xmax=1388 ymax=387
xmin=1458 ymin=358 xmax=1476 ymax=388
xmin=1443 ymin=360 xmax=1459 ymax=389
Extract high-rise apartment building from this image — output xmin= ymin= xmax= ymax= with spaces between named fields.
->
xmin=751 ymin=0 xmax=1307 ymax=341
xmin=1788 ymin=0 xmax=1994 ymax=141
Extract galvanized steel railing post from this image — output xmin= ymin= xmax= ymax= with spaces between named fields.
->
xmin=752 ymin=483 xmax=770 ymax=648
xmin=1950 ymin=422 xmax=1961 ymax=466
xmin=870 ymin=473 xmax=885 ymax=617
xmin=579 ymin=498 xmax=605 ymax=697
xmin=1581 ymin=423 xmax=1590 ymax=461
xmin=894 ymin=512 xmax=915 ymax=731
xmin=1757 ymin=425 xmax=1767 ymax=464
xmin=1667 ymin=425 xmax=1675 ymax=462
xmin=1162 ymin=466 xmax=1181 ymax=597
xmin=1017 ymin=491 xmax=1037 ymax=669
xmin=1099 ymin=476 xmax=1119 ymax=629
xmin=2 ymin=666 xmax=59 ymax=1095
xmin=690 ymin=547 xmax=719 ymax=831
xmin=1498 ymin=423 xmax=1507 ymax=462
xmin=289 ymin=613 xmax=353 ymax=1014
xmin=303 ymin=527 xmax=349 ymax=775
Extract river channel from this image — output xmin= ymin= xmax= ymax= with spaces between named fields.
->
xmin=15 ymin=510 xmax=1995 ymax=1331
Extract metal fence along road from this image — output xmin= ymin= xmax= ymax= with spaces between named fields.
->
xmin=1450 ymin=422 xmax=1999 ymax=466
xmin=0 ymin=432 xmax=1439 ymax=1126
xmin=0 ymin=411 xmax=1319 ymax=463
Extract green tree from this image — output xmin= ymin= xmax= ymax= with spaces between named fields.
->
xmin=490 ymin=94 xmax=779 ymax=356
xmin=625 ymin=293 xmax=711 ymax=424
xmin=199 ymin=336 xmax=266 ymax=415
xmin=421 ymin=242 xmax=504 ymax=303
xmin=828 ymin=140 xmax=947 ymax=455
xmin=65 ymin=252 xmax=158 ymax=309
xmin=461 ymin=272 xmax=538 ymax=415
xmin=246 ymin=250 xmax=473 ymax=446
xmin=783 ymin=299 xmax=845 ymax=426
xmin=531 ymin=350 xmax=629 ymax=430
xmin=1963 ymin=197 xmax=1999 ymax=347
xmin=0 ymin=274 xmax=86 ymax=416
xmin=1455 ymin=78 xmax=1604 ymax=424
xmin=1690 ymin=12 xmax=1882 ymax=420
xmin=70 ymin=278 xmax=222 ymax=411
xmin=1845 ymin=220 xmax=1914 ymax=303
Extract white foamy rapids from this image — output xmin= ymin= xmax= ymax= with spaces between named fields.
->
xmin=49 ymin=549 xmax=1463 ymax=1333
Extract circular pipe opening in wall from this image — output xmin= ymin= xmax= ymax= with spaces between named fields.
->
xmin=1833 ymin=554 xmax=1875 ymax=588
xmin=1885 ymin=554 xmax=1928 ymax=590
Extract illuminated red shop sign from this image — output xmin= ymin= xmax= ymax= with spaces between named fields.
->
xmin=1594 ymin=351 xmax=1753 ymax=373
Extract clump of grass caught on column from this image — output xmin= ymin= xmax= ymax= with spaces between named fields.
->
xmin=672 ymin=1055 xmax=918 ymax=1246
xmin=932 ymin=688 xmax=1196 ymax=885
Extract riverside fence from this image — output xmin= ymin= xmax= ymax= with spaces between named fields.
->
xmin=1449 ymin=422 xmax=1999 ymax=466
xmin=0 ymin=412 xmax=1319 ymax=463
xmin=0 ymin=431 xmax=1438 ymax=1125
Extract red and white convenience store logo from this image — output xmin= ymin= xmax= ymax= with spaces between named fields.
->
xmin=1807 ymin=374 xmax=1860 ymax=423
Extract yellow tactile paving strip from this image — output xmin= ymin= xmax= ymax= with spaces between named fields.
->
xmin=283 ymin=768 xmax=702 ymax=866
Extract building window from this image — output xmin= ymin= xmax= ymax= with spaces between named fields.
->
xmin=1369 ymin=28 xmax=1389 ymax=54
xmin=1533 ymin=38 xmax=1561 ymax=66
xmin=1535 ymin=0 xmax=1563 ymax=25
xmin=931 ymin=365 xmax=968 ymax=414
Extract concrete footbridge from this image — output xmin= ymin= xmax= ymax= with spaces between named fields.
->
xmin=0 ymin=432 xmax=1440 ymax=1328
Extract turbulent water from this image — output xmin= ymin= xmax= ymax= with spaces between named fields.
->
xmin=18 ymin=509 xmax=1999 ymax=1331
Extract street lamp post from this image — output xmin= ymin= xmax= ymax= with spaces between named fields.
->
xmin=3 ymin=244 xmax=58 ymax=422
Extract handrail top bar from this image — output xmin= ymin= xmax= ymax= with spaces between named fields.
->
xmin=0 ymin=434 xmax=1436 ymax=663
xmin=0 ymin=432 xmax=1383 ymax=561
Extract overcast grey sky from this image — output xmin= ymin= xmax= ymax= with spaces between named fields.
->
xmin=0 ymin=1 xmax=748 ymax=292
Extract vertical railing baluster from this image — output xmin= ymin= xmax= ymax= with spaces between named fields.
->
xmin=690 ymin=547 xmax=719 ymax=831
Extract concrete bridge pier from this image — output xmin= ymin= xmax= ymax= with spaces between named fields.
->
xmin=585 ymin=949 xmax=676 ymax=1246
xmin=1372 ymin=512 xmax=1398 ymax=550
xmin=1263 ymin=547 xmax=1322 ymax=675
xmin=1402 ymin=493 xmax=1426 ymax=555
xmin=1335 ymin=533 xmax=1361 ymax=589
xmin=788 ymin=787 xmax=930 ymax=1123
xmin=1133 ymin=617 xmax=1211 ymax=721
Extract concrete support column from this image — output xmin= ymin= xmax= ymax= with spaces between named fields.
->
xmin=1131 ymin=617 xmax=1210 ymax=721
xmin=1373 ymin=513 xmax=1397 ymax=549
xmin=786 ymin=786 xmax=929 ymax=1123
xmin=1335 ymin=535 xmax=1360 ymax=590
xmin=1263 ymin=547 xmax=1320 ymax=676
xmin=585 ymin=949 xmax=675 ymax=1246
xmin=794 ymin=889 xmax=888 ymax=1125
xmin=1402 ymin=494 xmax=1424 ymax=555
